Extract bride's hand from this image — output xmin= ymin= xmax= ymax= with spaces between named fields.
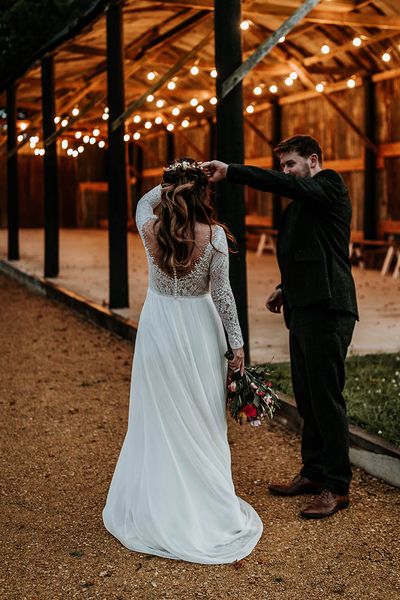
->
xmin=228 ymin=347 xmax=245 ymax=376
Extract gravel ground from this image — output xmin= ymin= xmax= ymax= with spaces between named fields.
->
xmin=1 ymin=273 xmax=399 ymax=600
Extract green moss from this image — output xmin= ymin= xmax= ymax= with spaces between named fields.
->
xmin=260 ymin=353 xmax=400 ymax=447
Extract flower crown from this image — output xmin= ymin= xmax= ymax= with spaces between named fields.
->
xmin=164 ymin=159 xmax=203 ymax=173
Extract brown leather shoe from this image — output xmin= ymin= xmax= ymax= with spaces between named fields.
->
xmin=268 ymin=474 xmax=325 ymax=496
xmin=300 ymin=489 xmax=349 ymax=519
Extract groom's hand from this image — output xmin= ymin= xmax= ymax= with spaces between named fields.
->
xmin=201 ymin=160 xmax=228 ymax=183
xmin=266 ymin=289 xmax=283 ymax=314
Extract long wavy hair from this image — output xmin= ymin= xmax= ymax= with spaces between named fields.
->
xmin=154 ymin=157 xmax=236 ymax=275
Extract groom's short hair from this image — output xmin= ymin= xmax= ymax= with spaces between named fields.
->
xmin=274 ymin=135 xmax=323 ymax=164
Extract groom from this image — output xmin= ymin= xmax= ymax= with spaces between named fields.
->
xmin=203 ymin=135 xmax=358 ymax=519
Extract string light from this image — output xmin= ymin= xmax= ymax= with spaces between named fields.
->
xmin=72 ymin=150 xmax=78 ymax=158
xmin=147 ymin=71 xmax=156 ymax=80
xmin=93 ymin=128 xmax=100 ymax=136
xmin=61 ymin=118 xmax=68 ymax=127
xmin=167 ymin=80 xmax=176 ymax=90
xmin=54 ymin=116 xmax=61 ymax=124
xmin=190 ymin=66 xmax=199 ymax=75
xmin=17 ymin=134 xmax=24 ymax=142
xmin=196 ymin=105 xmax=204 ymax=113
xmin=89 ymin=137 xmax=96 ymax=144
xmin=253 ymin=86 xmax=262 ymax=95
xmin=240 ymin=20 xmax=250 ymax=31
xmin=321 ymin=44 xmax=330 ymax=54
xmin=352 ymin=37 xmax=362 ymax=47
xmin=246 ymin=104 xmax=255 ymax=113
xmin=172 ymin=107 xmax=180 ymax=116
xmin=34 ymin=148 xmax=40 ymax=156
xmin=98 ymin=141 xmax=105 ymax=149
xmin=382 ymin=52 xmax=391 ymax=62
xmin=61 ymin=139 xmax=68 ymax=149
xmin=124 ymin=133 xmax=130 ymax=142
xmin=290 ymin=71 xmax=298 ymax=80
xmin=83 ymin=135 xmax=90 ymax=143
xmin=72 ymin=107 xmax=79 ymax=116
xmin=102 ymin=112 xmax=109 ymax=120
xmin=156 ymin=99 xmax=165 ymax=108
xmin=39 ymin=149 xmax=45 ymax=156
xmin=75 ymin=131 xmax=82 ymax=139
xmin=284 ymin=77 xmax=294 ymax=86
xmin=347 ymin=78 xmax=356 ymax=89
xmin=278 ymin=36 xmax=285 ymax=43
xmin=20 ymin=122 xmax=28 ymax=131
xmin=146 ymin=94 xmax=154 ymax=102
xmin=315 ymin=83 xmax=325 ymax=92
xmin=67 ymin=148 xmax=73 ymax=156
xmin=78 ymin=146 xmax=84 ymax=153
xmin=190 ymin=98 xmax=199 ymax=107
xmin=209 ymin=97 xmax=217 ymax=105
xmin=155 ymin=116 xmax=163 ymax=124
xmin=269 ymin=84 xmax=278 ymax=93
xmin=133 ymin=132 xmax=141 ymax=140
xmin=210 ymin=69 xmax=217 ymax=78
xmin=133 ymin=114 xmax=141 ymax=124
xmin=166 ymin=123 xmax=174 ymax=131
xmin=181 ymin=119 xmax=190 ymax=128
xmin=144 ymin=121 xmax=152 ymax=129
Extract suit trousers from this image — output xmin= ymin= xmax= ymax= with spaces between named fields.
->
xmin=288 ymin=303 xmax=356 ymax=495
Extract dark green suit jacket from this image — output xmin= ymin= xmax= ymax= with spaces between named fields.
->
xmin=227 ymin=164 xmax=359 ymax=321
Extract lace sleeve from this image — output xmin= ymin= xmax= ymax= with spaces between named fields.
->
xmin=210 ymin=226 xmax=244 ymax=349
xmin=135 ymin=185 xmax=162 ymax=235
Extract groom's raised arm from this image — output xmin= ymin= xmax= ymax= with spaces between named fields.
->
xmin=227 ymin=164 xmax=341 ymax=207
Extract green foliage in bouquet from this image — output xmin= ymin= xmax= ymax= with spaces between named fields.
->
xmin=227 ymin=365 xmax=280 ymax=426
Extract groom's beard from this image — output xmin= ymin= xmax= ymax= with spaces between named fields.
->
xmin=300 ymin=163 xmax=311 ymax=178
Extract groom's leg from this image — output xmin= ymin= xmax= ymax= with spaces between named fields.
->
xmin=289 ymin=327 xmax=325 ymax=483
xmin=297 ymin=307 xmax=355 ymax=495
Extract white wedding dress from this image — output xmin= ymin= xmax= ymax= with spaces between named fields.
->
xmin=102 ymin=185 xmax=263 ymax=564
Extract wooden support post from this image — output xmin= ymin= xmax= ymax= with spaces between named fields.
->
xmin=6 ymin=83 xmax=19 ymax=260
xmin=208 ymin=116 xmax=216 ymax=159
xmin=271 ymin=99 xmax=282 ymax=229
xmin=166 ymin=130 xmax=175 ymax=163
xmin=363 ymin=76 xmax=377 ymax=240
xmin=106 ymin=1 xmax=129 ymax=308
xmin=214 ymin=0 xmax=249 ymax=360
xmin=41 ymin=55 xmax=59 ymax=277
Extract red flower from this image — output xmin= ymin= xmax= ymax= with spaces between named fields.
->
xmin=256 ymin=389 xmax=265 ymax=397
xmin=242 ymin=404 xmax=257 ymax=418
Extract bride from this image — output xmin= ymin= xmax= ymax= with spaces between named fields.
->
xmin=102 ymin=158 xmax=263 ymax=564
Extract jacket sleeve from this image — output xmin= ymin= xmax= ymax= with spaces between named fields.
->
xmin=227 ymin=164 xmax=344 ymax=207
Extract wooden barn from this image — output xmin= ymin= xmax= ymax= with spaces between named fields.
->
xmin=1 ymin=0 xmax=400 ymax=352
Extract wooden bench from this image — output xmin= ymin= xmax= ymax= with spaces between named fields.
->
xmin=350 ymin=222 xmax=400 ymax=277
xmin=245 ymin=215 xmax=278 ymax=256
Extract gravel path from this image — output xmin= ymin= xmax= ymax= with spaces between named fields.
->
xmin=1 ymin=273 xmax=399 ymax=600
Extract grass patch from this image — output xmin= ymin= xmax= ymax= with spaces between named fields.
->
xmin=262 ymin=353 xmax=400 ymax=447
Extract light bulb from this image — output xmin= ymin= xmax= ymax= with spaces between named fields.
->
xmin=285 ymin=77 xmax=294 ymax=86
xmin=102 ymin=113 xmax=109 ymax=120
xmin=321 ymin=44 xmax=330 ymax=54
xmin=78 ymin=146 xmax=84 ymax=153
xmin=290 ymin=71 xmax=298 ymax=80
xmin=278 ymin=36 xmax=285 ymax=43
xmin=352 ymin=37 xmax=362 ymax=47
xmin=83 ymin=135 xmax=90 ymax=144
xmin=61 ymin=118 xmax=68 ymax=127
xmin=124 ymin=133 xmax=130 ymax=142
xmin=75 ymin=131 xmax=82 ymax=139
xmin=315 ymin=83 xmax=324 ymax=93
xmin=181 ymin=119 xmax=190 ymax=128
xmin=196 ymin=105 xmax=204 ymax=113
xmin=156 ymin=99 xmax=165 ymax=108
xmin=209 ymin=97 xmax=217 ymax=105
xmin=190 ymin=98 xmax=199 ymax=107
xmin=382 ymin=52 xmax=391 ymax=62
xmin=253 ymin=86 xmax=262 ymax=95
xmin=347 ymin=78 xmax=356 ymax=89
xmin=155 ymin=116 xmax=163 ymax=124
xmin=89 ymin=137 xmax=96 ymax=144
xmin=61 ymin=139 xmax=68 ymax=149
xmin=190 ymin=66 xmax=199 ymax=75
xmin=146 ymin=94 xmax=154 ymax=102
xmin=246 ymin=104 xmax=255 ymax=113
xmin=167 ymin=80 xmax=176 ymax=90
xmin=210 ymin=69 xmax=217 ymax=78
xmin=166 ymin=123 xmax=174 ymax=131
xmin=133 ymin=132 xmax=141 ymax=140
xmin=72 ymin=107 xmax=79 ymax=116
xmin=269 ymin=84 xmax=278 ymax=93
xmin=147 ymin=71 xmax=156 ymax=81
xmin=93 ymin=128 xmax=100 ymax=136
xmin=240 ymin=20 xmax=249 ymax=31
xmin=133 ymin=115 xmax=141 ymax=123
xmin=98 ymin=141 xmax=105 ymax=149
xmin=144 ymin=121 xmax=152 ymax=129
xmin=54 ymin=116 xmax=60 ymax=124
xmin=172 ymin=107 xmax=180 ymax=116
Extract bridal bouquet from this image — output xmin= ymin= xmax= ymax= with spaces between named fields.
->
xmin=226 ymin=365 xmax=280 ymax=427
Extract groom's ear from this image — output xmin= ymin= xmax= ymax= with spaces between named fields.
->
xmin=309 ymin=153 xmax=319 ymax=168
